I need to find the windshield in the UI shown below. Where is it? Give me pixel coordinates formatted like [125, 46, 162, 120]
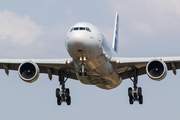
[70, 27, 91, 32]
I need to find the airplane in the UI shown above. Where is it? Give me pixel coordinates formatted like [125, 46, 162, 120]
[0, 12, 180, 105]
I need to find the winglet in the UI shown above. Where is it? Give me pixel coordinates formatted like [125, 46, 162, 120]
[112, 12, 119, 53]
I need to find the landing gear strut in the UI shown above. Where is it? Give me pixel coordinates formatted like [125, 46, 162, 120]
[128, 69, 143, 104]
[56, 70, 71, 106]
[79, 61, 87, 76]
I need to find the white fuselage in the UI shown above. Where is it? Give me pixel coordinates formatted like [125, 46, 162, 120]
[65, 22, 122, 89]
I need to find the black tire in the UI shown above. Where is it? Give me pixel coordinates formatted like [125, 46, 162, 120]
[57, 97, 62, 105]
[129, 96, 134, 104]
[65, 88, 70, 97]
[66, 96, 71, 105]
[84, 69, 87, 76]
[56, 88, 60, 98]
[138, 87, 142, 96]
[79, 69, 82, 76]
[128, 87, 132, 97]
[139, 95, 143, 104]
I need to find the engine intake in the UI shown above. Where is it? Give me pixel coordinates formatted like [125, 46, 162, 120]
[146, 59, 167, 81]
[18, 61, 40, 83]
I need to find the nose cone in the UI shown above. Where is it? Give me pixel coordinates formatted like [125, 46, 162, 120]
[66, 30, 102, 61]
[70, 33, 84, 46]
[67, 32, 89, 51]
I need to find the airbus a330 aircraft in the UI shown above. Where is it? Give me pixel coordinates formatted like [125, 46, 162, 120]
[1, 12, 180, 105]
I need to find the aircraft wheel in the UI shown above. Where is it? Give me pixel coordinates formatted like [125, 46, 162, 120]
[65, 88, 70, 97]
[79, 69, 82, 76]
[66, 96, 71, 105]
[84, 69, 87, 76]
[138, 87, 142, 96]
[128, 87, 132, 97]
[139, 95, 143, 104]
[129, 96, 134, 104]
[56, 88, 60, 98]
[57, 97, 62, 105]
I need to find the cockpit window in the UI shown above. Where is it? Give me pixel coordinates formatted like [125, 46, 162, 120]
[70, 27, 91, 32]
[86, 27, 91, 32]
[74, 27, 79, 30]
[80, 27, 85, 30]
[70, 28, 73, 32]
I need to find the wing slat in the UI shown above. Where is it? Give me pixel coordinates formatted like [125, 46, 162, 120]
[110, 57, 180, 80]
[0, 59, 78, 80]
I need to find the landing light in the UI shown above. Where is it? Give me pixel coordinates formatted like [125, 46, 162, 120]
[66, 60, 71, 64]
[79, 57, 82, 61]
[83, 57, 86, 61]
[116, 60, 120, 63]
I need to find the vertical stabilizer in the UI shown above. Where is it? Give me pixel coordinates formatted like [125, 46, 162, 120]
[112, 12, 119, 53]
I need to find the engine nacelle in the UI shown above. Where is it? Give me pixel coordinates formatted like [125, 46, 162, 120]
[146, 59, 167, 81]
[18, 61, 40, 83]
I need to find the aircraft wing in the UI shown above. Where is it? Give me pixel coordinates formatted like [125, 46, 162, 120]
[0, 58, 77, 80]
[110, 57, 180, 80]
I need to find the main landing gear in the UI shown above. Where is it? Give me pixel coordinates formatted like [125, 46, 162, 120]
[128, 69, 143, 105]
[79, 61, 87, 76]
[56, 70, 71, 106]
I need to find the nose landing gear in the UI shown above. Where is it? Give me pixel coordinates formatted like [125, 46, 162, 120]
[78, 58, 88, 76]
[79, 64, 87, 76]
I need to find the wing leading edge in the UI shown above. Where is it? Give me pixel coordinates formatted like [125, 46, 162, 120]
[110, 56, 180, 80]
[1, 56, 180, 81]
[0, 58, 77, 80]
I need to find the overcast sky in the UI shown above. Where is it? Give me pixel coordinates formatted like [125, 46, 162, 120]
[0, 0, 180, 120]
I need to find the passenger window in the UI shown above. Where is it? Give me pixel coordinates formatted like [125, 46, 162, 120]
[74, 27, 79, 30]
[80, 27, 85, 30]
[86, 28, 91, 32]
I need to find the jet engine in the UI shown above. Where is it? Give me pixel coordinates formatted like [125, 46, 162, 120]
[146, 59, 167, 81]
[18, 61, 40, 83]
